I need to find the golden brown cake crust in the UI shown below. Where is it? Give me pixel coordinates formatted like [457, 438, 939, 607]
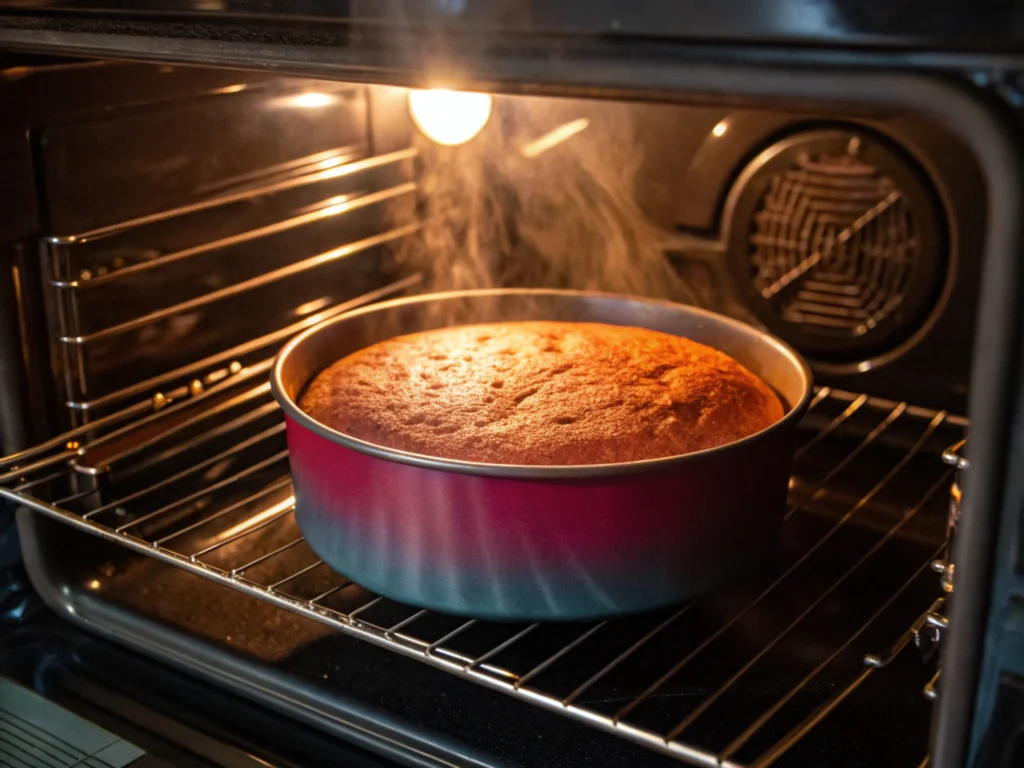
[299, 321, 785, 465]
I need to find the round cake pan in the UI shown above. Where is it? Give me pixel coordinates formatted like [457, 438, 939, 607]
[271, 289, 813, 620]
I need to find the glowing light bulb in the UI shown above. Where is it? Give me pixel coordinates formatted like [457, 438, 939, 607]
[291, 92, 335, 108]
[712, 121, 728, 137]
[408, 89, 492, 145]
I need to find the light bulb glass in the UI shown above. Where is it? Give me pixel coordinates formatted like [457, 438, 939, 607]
[291, 92, 335, 108]
[408, 89, 492, 146]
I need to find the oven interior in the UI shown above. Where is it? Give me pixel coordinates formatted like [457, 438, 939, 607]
[0, 56, 1004, 767]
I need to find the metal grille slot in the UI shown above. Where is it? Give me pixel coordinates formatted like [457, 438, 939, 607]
[0, 386, 963, 768]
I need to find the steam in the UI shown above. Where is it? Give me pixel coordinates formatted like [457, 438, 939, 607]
[391, 94, 698, 306]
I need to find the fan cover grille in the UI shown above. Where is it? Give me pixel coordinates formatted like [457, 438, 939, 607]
[731, 131, 944, 361]
[751, 149, 916, 336]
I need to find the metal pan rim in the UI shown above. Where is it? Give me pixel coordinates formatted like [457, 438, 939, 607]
[271, 288, 814, 479]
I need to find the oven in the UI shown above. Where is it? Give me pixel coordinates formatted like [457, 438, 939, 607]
[0, 4, 1021, 767]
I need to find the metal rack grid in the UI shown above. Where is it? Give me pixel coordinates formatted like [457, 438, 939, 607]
[41, 145, 418, 422]
[1, 380, 962, 768]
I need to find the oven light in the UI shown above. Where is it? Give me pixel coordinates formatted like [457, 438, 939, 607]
[712, 121, 728, 137]
[408, 89, 492, 145]
[290, 92, 336, 109]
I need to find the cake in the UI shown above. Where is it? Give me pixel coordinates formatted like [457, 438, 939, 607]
[298, 321, 785, 465]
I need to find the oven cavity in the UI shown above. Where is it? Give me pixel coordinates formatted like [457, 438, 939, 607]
[0, 62, 982, 768]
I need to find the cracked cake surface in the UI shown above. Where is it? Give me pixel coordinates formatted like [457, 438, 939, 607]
[299, 321, 785, 465]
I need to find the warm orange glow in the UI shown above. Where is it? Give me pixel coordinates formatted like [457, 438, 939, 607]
[290, 92, 336, 109]
[215, 497, 294, 541]
[521, 118, 590, 158]
[408, 89, 492, 145]
[294, 297, 333, 317]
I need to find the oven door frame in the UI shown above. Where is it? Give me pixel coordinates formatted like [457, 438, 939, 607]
[0, 17, 1022, 768]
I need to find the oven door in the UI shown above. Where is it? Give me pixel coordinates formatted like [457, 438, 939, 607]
[0, 592, 408, 768]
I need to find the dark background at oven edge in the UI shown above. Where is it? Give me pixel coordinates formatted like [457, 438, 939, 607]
[0, 30, 1015, 768]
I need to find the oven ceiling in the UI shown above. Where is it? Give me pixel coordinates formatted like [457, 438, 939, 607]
[0, 0, 1022, 64]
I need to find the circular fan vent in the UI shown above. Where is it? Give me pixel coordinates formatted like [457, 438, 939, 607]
[727, 130, 945, 362]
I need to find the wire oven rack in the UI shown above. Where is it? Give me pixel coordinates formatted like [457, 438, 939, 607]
[0, 372, 963, 768]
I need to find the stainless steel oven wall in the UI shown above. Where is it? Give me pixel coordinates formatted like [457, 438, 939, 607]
[348, 91, 981, 413]
[0, 59, 420, 437]
[624, 105, 983, 413]
[3, 59, 982, 441]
